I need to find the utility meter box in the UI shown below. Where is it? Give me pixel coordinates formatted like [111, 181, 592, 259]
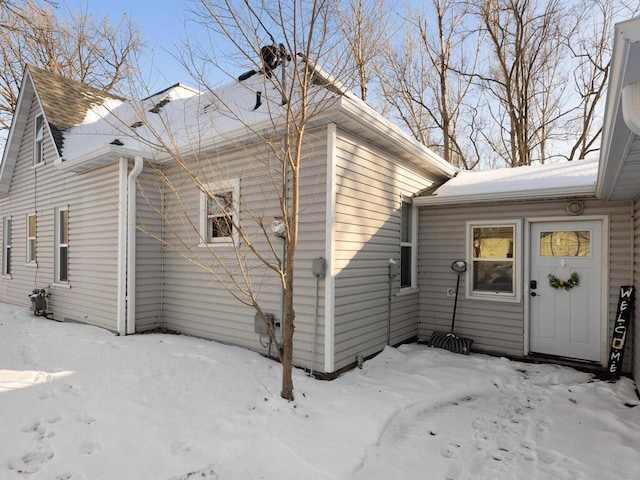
[254, 313, 275, 335]
[389, 260, 400, 278]
[312, 257, 327, 278]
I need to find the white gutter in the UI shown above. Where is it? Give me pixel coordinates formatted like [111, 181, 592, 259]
[126, 156, 144, 334]
[414, 185, 596, 206]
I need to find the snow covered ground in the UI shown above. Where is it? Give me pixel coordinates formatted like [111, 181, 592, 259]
[1, 302, 639, 480]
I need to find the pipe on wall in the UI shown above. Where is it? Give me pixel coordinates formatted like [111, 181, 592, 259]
[126, 157, 144, 335]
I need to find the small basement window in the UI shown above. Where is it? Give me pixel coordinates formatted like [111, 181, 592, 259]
[467, 221, 521, 301]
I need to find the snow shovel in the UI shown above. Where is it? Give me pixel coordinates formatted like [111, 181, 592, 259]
[430, 260, 474, 355]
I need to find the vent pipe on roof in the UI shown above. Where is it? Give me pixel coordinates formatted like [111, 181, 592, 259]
[253, 91, 262, 110]
[622, 82, 640, 136]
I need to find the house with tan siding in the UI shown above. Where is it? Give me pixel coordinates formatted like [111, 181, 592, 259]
[415, 15, 640, 385]
[415, 160, 636, 374]
[0, 64, 455, 376]
[3, 13, 640, 385]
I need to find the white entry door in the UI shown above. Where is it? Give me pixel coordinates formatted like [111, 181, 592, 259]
[529, 220, 603, 362]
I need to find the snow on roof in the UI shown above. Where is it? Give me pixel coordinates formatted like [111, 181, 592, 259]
[415, 158, 598, 205]
[59, 61, 338, 162]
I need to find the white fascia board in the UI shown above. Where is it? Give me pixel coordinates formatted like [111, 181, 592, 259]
[0, 70, 35, 194]
[414, 185, 596, 206]
[617, 16, 640, 43]
[57, 145, 147, 173]
[337, 95, 456, 179]
[597, 17, 640, 199]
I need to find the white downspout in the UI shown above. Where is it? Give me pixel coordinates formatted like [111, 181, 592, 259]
[126, 156, 144, 335]
[117, 158, 128, 335]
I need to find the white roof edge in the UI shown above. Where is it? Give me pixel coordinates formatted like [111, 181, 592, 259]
[57, 145, 148, 172]
[337, 95, 456, 179]
[0, 69, 35, 193]
[616, 16, 640, 42]
[414, 185, 596, 207]
[597, 16, 640, 199]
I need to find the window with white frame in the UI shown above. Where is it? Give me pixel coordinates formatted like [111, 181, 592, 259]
[56, 207, 69, 283]
[400, 198, 416, 289]
[2, 217, 11, 276]
[200, 179, 239, 245]
[26, 213, 36, 264]
[34, 114, 44, 166]
[467, 221, 520, 300]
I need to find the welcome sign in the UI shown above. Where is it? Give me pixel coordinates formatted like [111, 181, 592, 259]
[607, 286, 635, 379]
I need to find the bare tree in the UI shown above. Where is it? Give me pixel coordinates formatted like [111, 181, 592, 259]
[380, 0, 482, 169]
[561, 0, 640, 161]
[128, 0, 347, 401]
[468, 0, 572, 167]
[333, 0, 391, 102]
[0, 0, 143, 131]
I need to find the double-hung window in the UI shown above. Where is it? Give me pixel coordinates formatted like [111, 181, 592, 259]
[34, 114, 44, 166]
[400, 198, 416, 289]
[56, 207, 69, 283]
[467, 221, 520, 301]
[26, 213, 36, 264]
[200, 179, 239, 245]
[2, 217, 11, 276]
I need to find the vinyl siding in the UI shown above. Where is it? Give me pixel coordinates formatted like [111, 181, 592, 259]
[633, 196, 640, 384]
[332, 128, 439, 371]
[0, 95, 121, 331]
[155, 128, 329, 371]
[418, 198, 633, 371]
[135, 166, 163, 330]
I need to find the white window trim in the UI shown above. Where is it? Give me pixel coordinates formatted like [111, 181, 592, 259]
[199, 178, 240, 247]
[34, 114, 44, 167]
[55, 206, 69, 284]
[466, 219, 522, 303]
[26, 213, 36, 265]
[2, 216, 11, 277]
[400, 197, 417, 291]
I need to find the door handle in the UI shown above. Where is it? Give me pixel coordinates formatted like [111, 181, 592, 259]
[530, 291, 540, 297]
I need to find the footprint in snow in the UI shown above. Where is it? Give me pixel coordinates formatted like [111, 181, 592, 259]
[536, 415, 552, 432]
[79, 440, 101, 455]
[440, 443, 461, 458]
[171, 440, 192, 455]
[75, 411, 97, 425]
[168, 466, 218, 479]
[8, 448, 54, 475]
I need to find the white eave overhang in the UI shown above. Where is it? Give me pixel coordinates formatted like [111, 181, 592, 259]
[597, 16, 640, 201]
[333, 95, 456, 181]
[414, 185, 596, 207]
[57, 145, 148, 173]
[148, 94, 456, 182]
